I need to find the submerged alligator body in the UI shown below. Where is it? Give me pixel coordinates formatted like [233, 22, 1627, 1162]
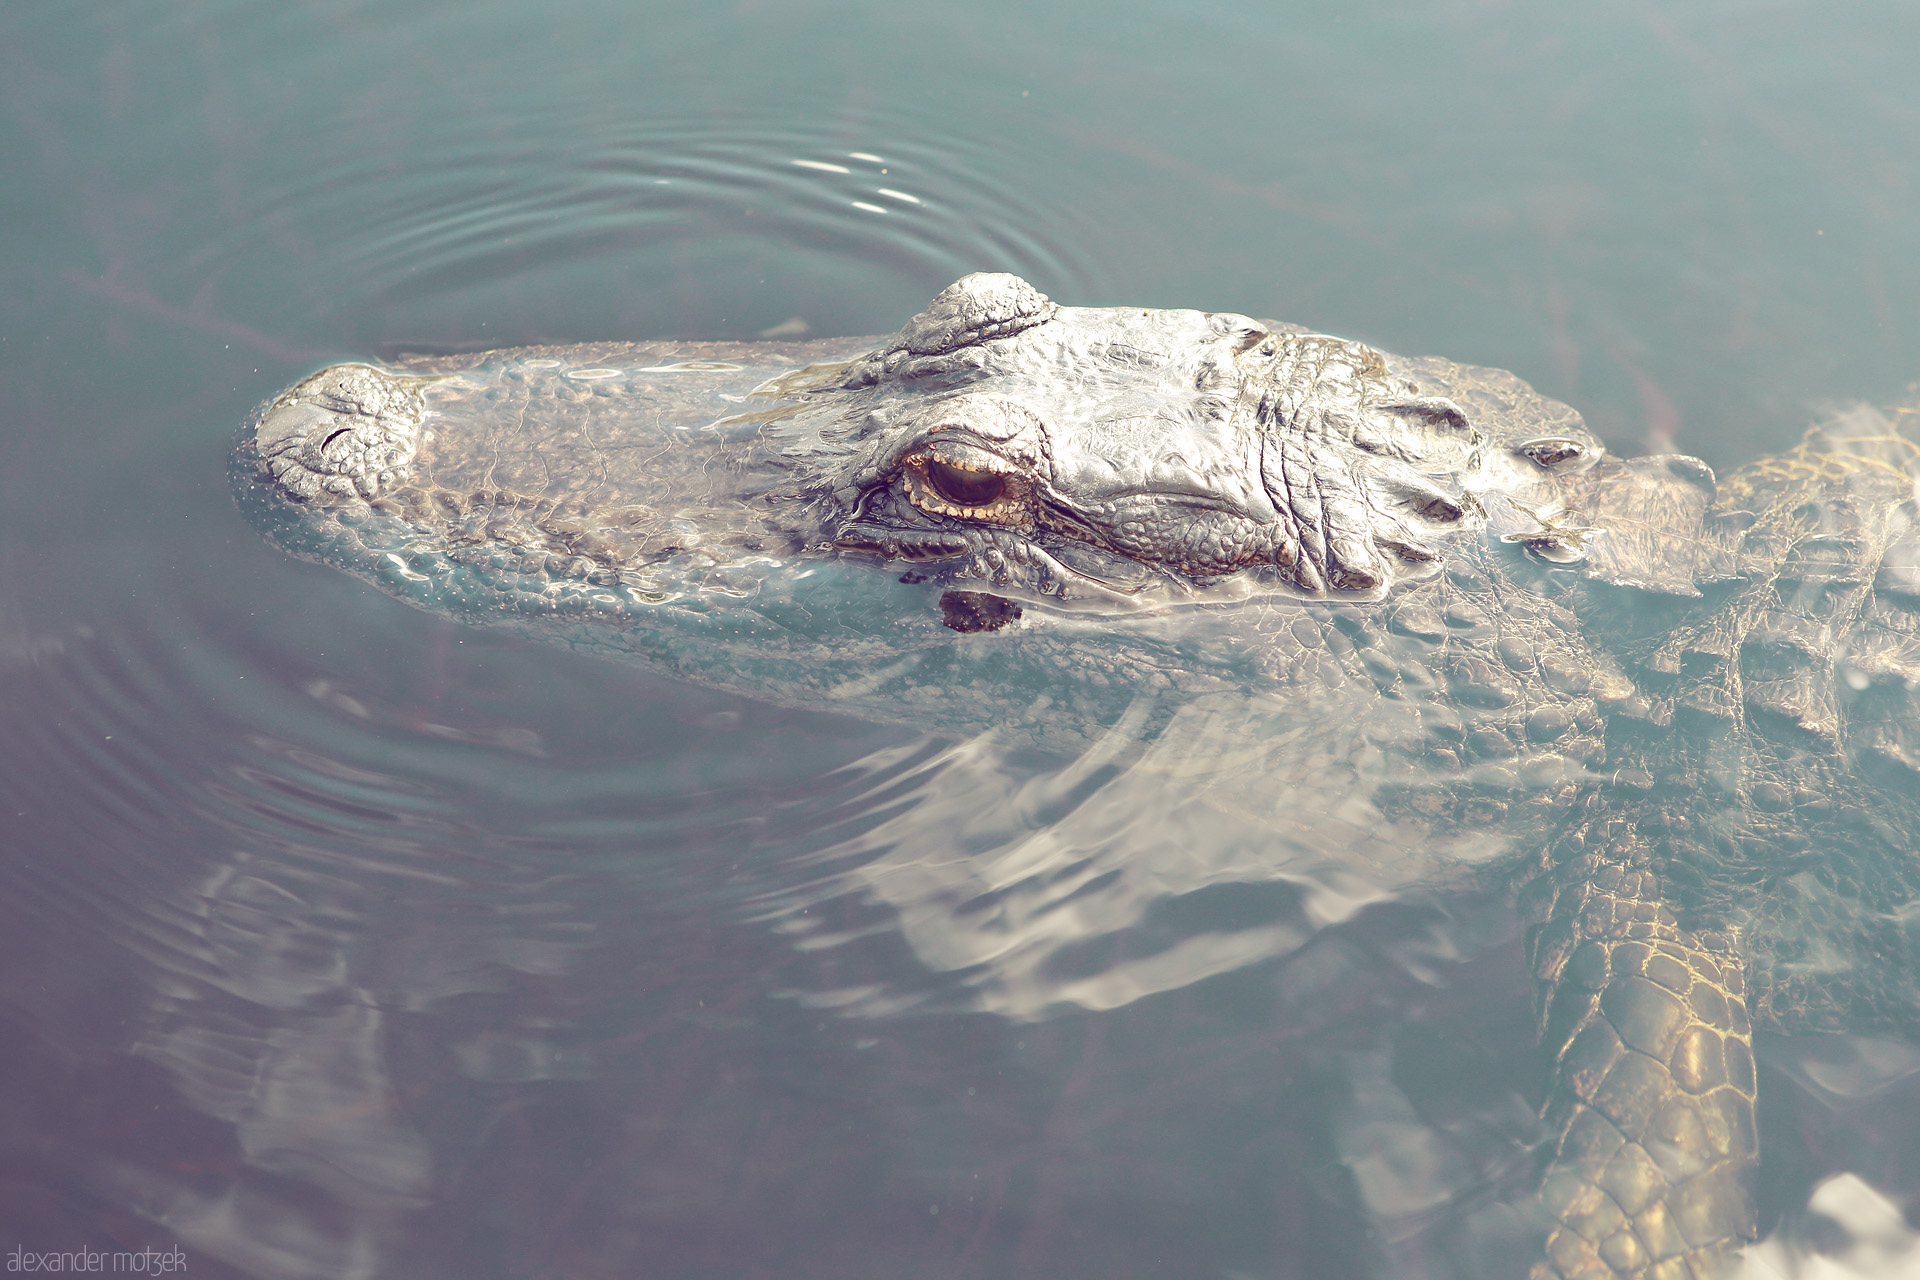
[235, 274, 1920, 1279]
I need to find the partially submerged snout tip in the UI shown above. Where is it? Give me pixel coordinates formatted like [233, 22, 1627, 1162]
[255, 363, 425, 501]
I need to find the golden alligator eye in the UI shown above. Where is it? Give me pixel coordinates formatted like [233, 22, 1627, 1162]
[923, 459, 1007, 507]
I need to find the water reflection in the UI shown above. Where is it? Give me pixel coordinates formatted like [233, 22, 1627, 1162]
[1747, 1176, 1920, 1279]
[754, 697, 1517, 1021]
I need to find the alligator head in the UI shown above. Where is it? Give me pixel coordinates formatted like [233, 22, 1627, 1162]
[236, 272, 1621, 744]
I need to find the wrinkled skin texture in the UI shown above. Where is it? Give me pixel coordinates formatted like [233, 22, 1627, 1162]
[236, 274, 1920, 1280]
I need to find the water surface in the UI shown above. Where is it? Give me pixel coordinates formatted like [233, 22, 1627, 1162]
[6, 2, 1920, 1276]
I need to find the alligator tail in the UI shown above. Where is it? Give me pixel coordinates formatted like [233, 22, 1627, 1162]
[1522, 819, 1758, 1280]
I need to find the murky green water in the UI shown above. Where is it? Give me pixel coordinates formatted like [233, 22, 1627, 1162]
[6, 2, 1920, 1276]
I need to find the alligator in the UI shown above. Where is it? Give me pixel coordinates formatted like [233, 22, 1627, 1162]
[233, 272, 1920, 1279]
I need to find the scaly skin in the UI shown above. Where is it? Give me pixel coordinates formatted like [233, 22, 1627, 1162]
[234, 276, 1920, 1278]
[1525, 818, 1757, 1280]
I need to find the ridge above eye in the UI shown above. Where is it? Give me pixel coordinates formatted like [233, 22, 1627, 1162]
[924, 459, 1007, 506]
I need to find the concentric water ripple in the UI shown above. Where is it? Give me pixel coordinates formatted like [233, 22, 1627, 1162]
[224, 119, 1110, 342]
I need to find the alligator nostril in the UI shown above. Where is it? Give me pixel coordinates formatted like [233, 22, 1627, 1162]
[254, 363, 424, 500]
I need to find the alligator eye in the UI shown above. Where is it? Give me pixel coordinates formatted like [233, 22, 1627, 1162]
[923, 459, 1007, 507]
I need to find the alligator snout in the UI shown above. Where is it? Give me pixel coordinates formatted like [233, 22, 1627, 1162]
[254, 364, 425, 500]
